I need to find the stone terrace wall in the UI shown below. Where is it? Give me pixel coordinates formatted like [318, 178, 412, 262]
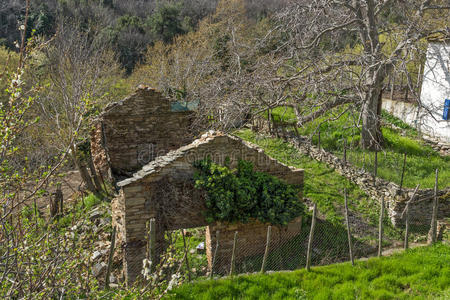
[205, 217, 303, 275]
[114, 132, 304, 283]
[91, 86, 195, 179]
[285, 136, 450, 227]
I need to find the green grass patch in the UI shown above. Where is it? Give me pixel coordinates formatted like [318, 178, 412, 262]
[270, 106, 450, 189]
[167, 243, 450, 300]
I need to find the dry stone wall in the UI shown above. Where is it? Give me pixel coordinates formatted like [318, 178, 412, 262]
[112, 132, 304, 283]
[285, 135, 449, 228]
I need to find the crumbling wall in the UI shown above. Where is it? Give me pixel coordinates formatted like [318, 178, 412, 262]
[91, 86, 195, 180]
[286, 135, 450, 228]
[114, 133, 304, 283]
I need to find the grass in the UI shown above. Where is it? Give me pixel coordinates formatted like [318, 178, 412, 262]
[171, 227, 208, 279]
[167, 243, 450, 300]
[270, 106, 450, 189]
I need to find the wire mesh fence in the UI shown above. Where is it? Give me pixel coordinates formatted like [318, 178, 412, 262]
[114, 187, 443, 296]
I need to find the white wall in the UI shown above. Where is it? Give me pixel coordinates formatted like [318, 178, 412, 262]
[417, 42, 450, 142]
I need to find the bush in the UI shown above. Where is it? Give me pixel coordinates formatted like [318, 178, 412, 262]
[193, 157, 305, 225]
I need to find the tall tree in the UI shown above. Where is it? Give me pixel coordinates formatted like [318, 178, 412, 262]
[272, 0, 450, 149]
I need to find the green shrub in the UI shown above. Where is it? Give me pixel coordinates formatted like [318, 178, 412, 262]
[193, 158, 305, 226]
[82, 193, 101, 210]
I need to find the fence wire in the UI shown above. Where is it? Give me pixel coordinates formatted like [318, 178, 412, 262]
[116, 192, 443, 297]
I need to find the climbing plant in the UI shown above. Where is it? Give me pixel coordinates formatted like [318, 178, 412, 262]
[193, 157, 305, 226]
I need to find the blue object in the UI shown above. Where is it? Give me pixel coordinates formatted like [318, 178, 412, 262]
[444, 99, 450, 120]
[170, 100, 199, 112]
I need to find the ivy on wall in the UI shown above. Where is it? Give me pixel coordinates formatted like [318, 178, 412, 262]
[193, 157, 305, 226]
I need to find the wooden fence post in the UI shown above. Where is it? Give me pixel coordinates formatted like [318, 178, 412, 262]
[105, 226, 116, 289]
[404, 184, 420, 250]
[399, 153, 407, 192]
[378, 198, 385, 257]
[229, 231, 238, 276]
[210, 231, 220, 279]
[181, 229, 192, 282]
[344, 189, 354, 266]
[148, 218, 156, 272]
[261, 226, 272, 273]
[306, 203, 317, 271]
[404, 202, 410, 250]
[429, 169, 439, 244]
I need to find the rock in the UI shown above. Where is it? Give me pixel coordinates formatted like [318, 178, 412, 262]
[109, 274, 117, 283]
[91, 250, 102, 261]
[89, 209, 103, 221]
[92, 262, 107, 277]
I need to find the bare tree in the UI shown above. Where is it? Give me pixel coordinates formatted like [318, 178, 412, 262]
[37, 20, 122, 193]
[266, 0, 450, 149]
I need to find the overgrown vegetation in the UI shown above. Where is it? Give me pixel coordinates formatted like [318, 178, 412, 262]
[1, 193, 110, 298]
[168, 243, 450, 299]
[194, 157, 305, 226]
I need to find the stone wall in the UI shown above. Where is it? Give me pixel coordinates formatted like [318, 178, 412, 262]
[91, 86, 196, 180]
[113, 132, 304, 283]
[285, 135, 450, 228]
[205, 217, 303, 275]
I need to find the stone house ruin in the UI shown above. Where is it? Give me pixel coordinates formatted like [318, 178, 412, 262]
[91, 86, 305, 283]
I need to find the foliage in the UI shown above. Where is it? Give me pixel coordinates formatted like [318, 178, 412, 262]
[193, 157, 305, 226]
[149, 2, 186, 44]
[168, 243, 450, 299]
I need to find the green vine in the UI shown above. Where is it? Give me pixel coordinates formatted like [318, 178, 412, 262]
[193, 157, 305, 226]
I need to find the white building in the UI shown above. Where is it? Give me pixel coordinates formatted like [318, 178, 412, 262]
[382, 40, 450, 142]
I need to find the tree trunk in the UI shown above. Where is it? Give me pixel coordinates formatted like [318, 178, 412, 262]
[361, 72, 384, 150]
[70, 144, 98, 194]
[87, 151, 104, 193]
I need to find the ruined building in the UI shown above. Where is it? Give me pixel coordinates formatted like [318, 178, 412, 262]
[91, 86, 305, 283]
